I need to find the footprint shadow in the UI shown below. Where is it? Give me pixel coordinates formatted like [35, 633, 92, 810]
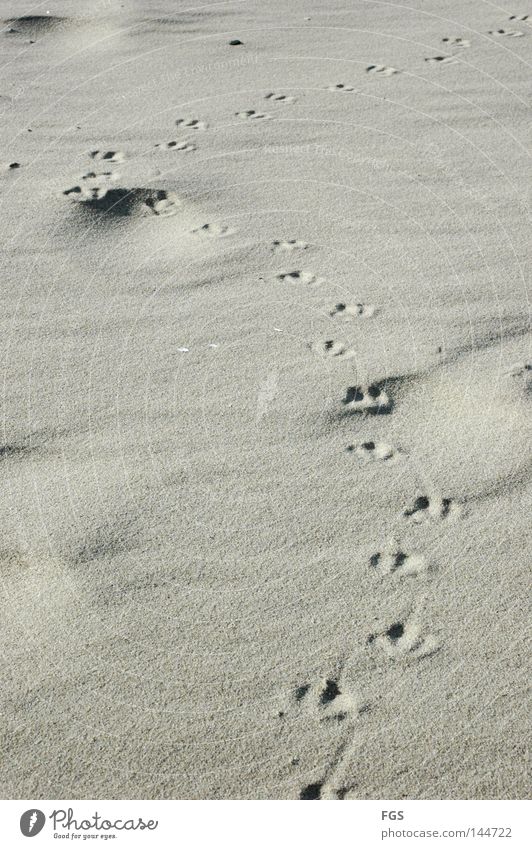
[64, 186, 181, 219]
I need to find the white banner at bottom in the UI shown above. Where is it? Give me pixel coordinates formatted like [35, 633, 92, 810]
[0, 799, 528, 848]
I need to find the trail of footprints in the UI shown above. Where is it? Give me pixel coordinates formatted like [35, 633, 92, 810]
[60, 10, 525, 223]
[56, 23, 521, 800]
[271, 208, 471, 799]
[275, 235, 463, 799]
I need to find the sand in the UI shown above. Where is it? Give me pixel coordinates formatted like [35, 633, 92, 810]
[0, 0, 530, 800]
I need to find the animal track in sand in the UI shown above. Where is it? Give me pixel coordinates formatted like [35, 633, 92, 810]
[64, 171, 119, 202]
[366, 64, 400, 76]
[236, 109, 271, 120]
[369, 619, 439, 661]
[506, 361, 531, 377]
[272, 239, 308, 251]
[277, 270, 325, 287]
[64, 185, 181, 218]
[285, 676, 357, 725]
[342, 383, 392, 415]
[327, 83, 356, 92]
[403, 495, 461, 523]
[369, 544, 428, 577]
[425, 55, 457, 65]
[310, 340, 356, 360]
[143, 190, 181, 217]
[192, 223, 236, 237]
[442, 36, 471, 47]
[330, 302, 377, 319]
[155, 140, 196, 152]
[89, 150, 125, 163]
[280, 674, 362, 800]
[346, 440, 400, 463]
[176, 117, 208, 131]
[489, 28, 524, 37]
[265, 92, 296, 103]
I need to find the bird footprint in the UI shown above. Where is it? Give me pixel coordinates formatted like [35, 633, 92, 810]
[64, 171, 118, 201]
[310, 340, 356, 360]
[192, 223, 236, 237]
[346, 440, 400, 463]
[327, 83, 357, 92]
[281, 673, 362, 800]
[277, 270, 324, 287]
[369, 544, 428, 577]
[89, 150, 124, 162]
[144, 190, 181, 217]
[155, 140, 196, 152]
[285, 676, 357, 724]
[272, 239, 308, 251]
[366, 64, 400, 76]
[425, 55, 457, 65]
[176, 117, 208, 131]
[342, 383, 392, 414]
[236, 109, 271, 120]
[489, 28, 524, 37]
[370, 619, 439, 661]
[265, 92, 296, 103]
[442, 36, 470, 47]
[403, 495, 461, 523]
[330, 302, 377, 319]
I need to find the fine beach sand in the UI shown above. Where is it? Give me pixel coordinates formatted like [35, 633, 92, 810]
[0, 0, 530, 800]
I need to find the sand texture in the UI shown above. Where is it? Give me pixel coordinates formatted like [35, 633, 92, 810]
[0, 0, 530, 799]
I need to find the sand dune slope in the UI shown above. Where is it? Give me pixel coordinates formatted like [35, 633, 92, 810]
[0, 0, 530, 799]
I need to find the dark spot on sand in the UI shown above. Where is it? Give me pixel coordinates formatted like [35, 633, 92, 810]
[386, 623, 404, 641]
[300, 782, 323, 800]
[320, 679, 341, 705]
[295, 684, 310, 702]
